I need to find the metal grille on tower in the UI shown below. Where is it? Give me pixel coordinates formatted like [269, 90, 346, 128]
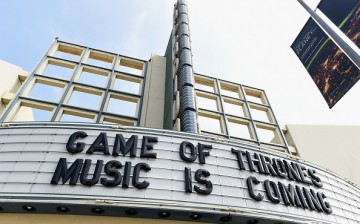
[174, 0, 198, 133]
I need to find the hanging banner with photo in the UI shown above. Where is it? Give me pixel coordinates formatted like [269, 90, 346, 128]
[317, 0, 360, 47]
[291, 18, 360, 108]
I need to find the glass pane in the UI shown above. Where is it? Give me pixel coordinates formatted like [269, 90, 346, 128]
[13, 106, 51, 122]
[78, 71, 107, 87]
[106, 98, 137, 117]
[197, 96, 218, 111]
[113, 78, 140, 94]
[68, 90, 101, 110]
[28, 83, 63, 102]
[42, 64, 73, 80]
[61, 114, 93, 123]
[224, 102, 245, 117]
[199, 115, 222, 134]
[228, 121, 251, 139]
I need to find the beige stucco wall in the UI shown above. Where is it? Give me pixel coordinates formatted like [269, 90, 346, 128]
[0, 214, 206, 224]
[285, 125, 360, 186]
[140, 54, 166, 129]
[0, 60, 29, 118]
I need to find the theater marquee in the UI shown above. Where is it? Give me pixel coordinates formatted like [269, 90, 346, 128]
[0, 124, 359, 223]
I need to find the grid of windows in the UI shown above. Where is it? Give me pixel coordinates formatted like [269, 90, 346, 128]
[194, 74, 288, 152]
[0, 39, 290, 153]
[1, 40, 146, 126]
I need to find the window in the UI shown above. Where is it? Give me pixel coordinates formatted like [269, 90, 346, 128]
[196, 93, 219, 112]
[59, 109, 96, 123]
[255, 123, 283, 145]
[195, 82, 214, 93]
[53, 43, 84, 62]
[106, 94, 139, 117]
[118, 58, 144, 76]
[227, 118, 253, 140]
[220, 82, 241, 99]
[66, 86, 102, 110]
[86, 51, 114, 69]
[27, 78, 65, 102]
[76, 66, 109, 88]
[223, 99, 246, 117]
[250, 104, 274, 123]
[101, 116, 136, 126]
[112, 74, 141, 95]
[244, 87, 267, 105]
[9, 101, 54, 122]
[40, 59, 75, 80]
[198, 112, 223, 134]
[194, 76, 216, 93]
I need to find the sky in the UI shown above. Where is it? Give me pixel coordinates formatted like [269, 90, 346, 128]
[0, 0, 359, 126]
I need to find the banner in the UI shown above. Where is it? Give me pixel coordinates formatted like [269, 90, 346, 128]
[291, 18, 360, 108]
[317, 0, 360, 47]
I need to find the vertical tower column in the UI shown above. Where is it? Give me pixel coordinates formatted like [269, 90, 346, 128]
[174, 0, 198, 133]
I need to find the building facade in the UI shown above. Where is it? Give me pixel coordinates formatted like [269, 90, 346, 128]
[0, 0, 359, 223]
[0, 60, 30, 121]
[285, 125, 360, 186]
